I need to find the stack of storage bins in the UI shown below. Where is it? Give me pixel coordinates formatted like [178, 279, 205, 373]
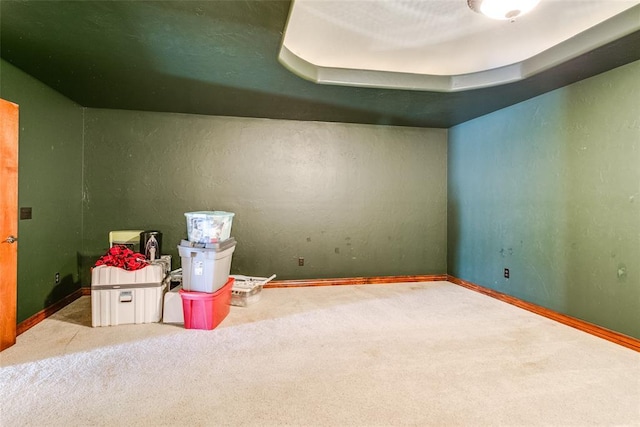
[178, 211, 236, 330]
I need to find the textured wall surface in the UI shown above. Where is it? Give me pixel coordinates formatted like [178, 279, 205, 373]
[83, 111, 447, 281]
[448, 60, 640, 338]
[0, 59, 84, 323]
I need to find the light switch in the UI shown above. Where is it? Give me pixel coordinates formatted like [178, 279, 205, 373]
[20, 207, 32, 220]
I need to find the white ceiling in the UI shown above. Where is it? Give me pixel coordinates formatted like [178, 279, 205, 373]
[279, 0, 640, 91]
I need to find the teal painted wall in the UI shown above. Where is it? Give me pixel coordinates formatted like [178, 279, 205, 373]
[0, 59, 84, 323]
[448, 60, 640, 338]
[83, 110, 447, 281]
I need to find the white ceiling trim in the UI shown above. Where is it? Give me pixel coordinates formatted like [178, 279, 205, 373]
[279, 2, 640, 92]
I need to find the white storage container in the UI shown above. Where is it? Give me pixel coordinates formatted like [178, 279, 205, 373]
[91, 264, 167, 327]
[91, 281, 166, 327]
[178, 239, 236, 293]
[163, 285, 184, 324]
[91, 264, 165, 285]
[230, 274, 275, 307]
[185, 211, 234, 244]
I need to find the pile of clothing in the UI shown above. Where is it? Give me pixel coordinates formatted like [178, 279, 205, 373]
[95, 245, 148, 271]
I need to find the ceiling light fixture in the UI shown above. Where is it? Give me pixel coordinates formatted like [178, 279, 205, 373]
[468, 0, 541, 21]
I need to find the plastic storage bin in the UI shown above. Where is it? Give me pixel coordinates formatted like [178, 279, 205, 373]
[91, 281, 166, 327]
[91, 264, 165, 286]
[180, 277, 234, 330]
[91, 264, 167, 327]
[163, 285, 184, 324]
[231, 283, 262, 307]
[185, 211, 235, 244]
[230, 274, 275, 307]
[178, 238, 236, 293]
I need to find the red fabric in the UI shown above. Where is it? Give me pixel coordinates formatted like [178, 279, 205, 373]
[95, 245, 148, 271]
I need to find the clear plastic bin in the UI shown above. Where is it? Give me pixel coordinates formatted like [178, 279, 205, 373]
[231, 283, 263, 307]
[230, 274, 275, 307]
[185, 211, 234, 244]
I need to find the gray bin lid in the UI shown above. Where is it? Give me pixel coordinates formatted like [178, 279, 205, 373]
[179, 237, 236, 251]
[91, 281, 165, 290]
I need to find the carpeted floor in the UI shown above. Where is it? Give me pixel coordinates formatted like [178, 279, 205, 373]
[1, 281, 639, 426]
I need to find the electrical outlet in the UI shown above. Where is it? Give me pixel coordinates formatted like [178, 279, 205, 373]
[298, 257, 304, 266]
[504, 268, 510, 279]
[55, 272, 60, 284]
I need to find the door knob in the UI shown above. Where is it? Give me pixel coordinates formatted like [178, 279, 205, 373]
[4, 235, 17, 244]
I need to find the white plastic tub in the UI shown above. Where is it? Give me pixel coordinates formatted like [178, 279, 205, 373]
[91, 281, 166, 327]
[178, 240, 236, 293]
[90, 264, 167, 327]
[185, 211, 234, 244]
[163, 285, 184, 324]
[91, 264, 165, 285]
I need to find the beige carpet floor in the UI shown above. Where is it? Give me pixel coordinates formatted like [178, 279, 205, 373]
[1, 281, 638, 426]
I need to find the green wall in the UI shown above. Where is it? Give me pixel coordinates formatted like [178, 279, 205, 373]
[82, 110, 448, 280]
[5, 51, 638, 341]
[0, 59, 84, 323]
[448, 60, 640, 338]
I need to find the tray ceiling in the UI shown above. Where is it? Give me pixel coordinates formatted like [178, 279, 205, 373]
[1, 1, 639, 128]
[280, 0, 640, 91]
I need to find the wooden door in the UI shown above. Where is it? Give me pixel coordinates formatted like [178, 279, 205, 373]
[0, 98, 19, 351]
